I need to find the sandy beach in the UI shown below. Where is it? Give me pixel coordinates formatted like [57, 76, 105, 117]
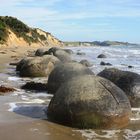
[0, 45, 84, 140]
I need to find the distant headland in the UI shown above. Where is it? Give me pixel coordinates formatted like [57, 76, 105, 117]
[64, 41, 139, 47]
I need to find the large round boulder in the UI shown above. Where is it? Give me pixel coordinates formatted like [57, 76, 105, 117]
[19, 55, 60, 77]
[35, 48, 47, 56]
[16, 57, 32, 71]
[47, 75, 131, 129]
[46, 47, 60, 55]
[47, 62, 94, 94]
[98, 68, 140, 107]
[47, 47, 73, 55]
[80, 59, 93, 67]
[63, 49, 74, 54]
[53, 49, 72, 62]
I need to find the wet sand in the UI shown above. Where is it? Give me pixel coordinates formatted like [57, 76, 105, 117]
[0, 45, 84, 140]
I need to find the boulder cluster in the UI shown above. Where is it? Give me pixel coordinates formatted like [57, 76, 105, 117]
[15, 47, 140, 129]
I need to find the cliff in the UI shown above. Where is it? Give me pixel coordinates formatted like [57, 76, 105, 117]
[0, 16, 63, 47]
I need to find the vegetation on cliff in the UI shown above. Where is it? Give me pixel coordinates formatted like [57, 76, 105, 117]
[0, 16, 62, 46]
[0, 19, 8, 44]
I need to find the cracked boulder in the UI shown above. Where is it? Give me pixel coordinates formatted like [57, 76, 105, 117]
[47, 75, 131, 129]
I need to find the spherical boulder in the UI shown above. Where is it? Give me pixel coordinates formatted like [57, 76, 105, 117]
[63, 49, 74, 54]
[98, 68, 140, 107]
[97, 54, 107, 58]
[47, 75, 131, 129]
[80, 59, 93, 67]
[47, 62, 94, 94]
[47, 47, 60, 55]
[19, 55, 60, 77]
[35, 48, 47, 56]
[45, 47, 73, 60]
[53, 50, 72, 62]
[16, 57, 32, 71]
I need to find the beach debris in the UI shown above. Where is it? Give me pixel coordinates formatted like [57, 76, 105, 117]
[0, 85, 16, 94]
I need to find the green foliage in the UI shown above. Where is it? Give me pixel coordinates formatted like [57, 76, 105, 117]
[39, 34, 46, 40]
[0, 19, 7, 44]
[31, 29, 46, 41]
[2, 16, 30, 34]
[0, 21, 5, 30]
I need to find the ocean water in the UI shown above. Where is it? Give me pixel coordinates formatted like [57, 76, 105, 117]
[70, 45, 140, 74]
[5, 45, 140, 140]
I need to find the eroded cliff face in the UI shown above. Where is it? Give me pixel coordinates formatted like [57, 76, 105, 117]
[4, 28, 63, 47]
[36, 28, 63, 47]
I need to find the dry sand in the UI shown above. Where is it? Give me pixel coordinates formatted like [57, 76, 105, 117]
[0, 45, 84, 140]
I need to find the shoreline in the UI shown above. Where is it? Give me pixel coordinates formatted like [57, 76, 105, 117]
[0, 45, 83, 140]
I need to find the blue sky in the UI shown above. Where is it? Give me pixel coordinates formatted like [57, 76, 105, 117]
[0, 0, 140, 43]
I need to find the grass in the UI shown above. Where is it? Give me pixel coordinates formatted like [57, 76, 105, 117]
[0, 19, 7, 44]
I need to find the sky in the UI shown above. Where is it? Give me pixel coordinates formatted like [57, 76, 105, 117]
[0, 0, 140, 43]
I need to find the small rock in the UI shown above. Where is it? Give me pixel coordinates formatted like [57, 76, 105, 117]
[97, 54, 107, 58]
[77, 52, 86, 55]
[100, 61, 112, 66]
[128, 65, 133, 68]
